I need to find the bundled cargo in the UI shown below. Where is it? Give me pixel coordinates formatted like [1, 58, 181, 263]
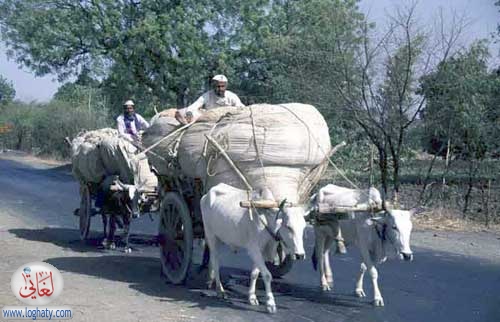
[71, 128, 157, 191]
[143, 103, 331, 203]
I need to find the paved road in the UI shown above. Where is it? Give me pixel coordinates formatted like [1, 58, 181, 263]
[1, 153, 499, 322]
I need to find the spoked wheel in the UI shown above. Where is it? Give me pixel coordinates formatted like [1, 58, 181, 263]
[265, 241, 294, 278]
[79, 184, 92, 240]
[158, 192, 193, 284]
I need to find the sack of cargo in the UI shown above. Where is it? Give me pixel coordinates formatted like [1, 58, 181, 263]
[71, 128, 157, 191]
[143, 103, 331, 203]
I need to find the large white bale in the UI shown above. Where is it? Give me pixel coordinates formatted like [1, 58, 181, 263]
[71, 128, 116, 183]
[71, 128, 158, 191]
[143, 103, 331, 203]
[142, 114, 180, 175]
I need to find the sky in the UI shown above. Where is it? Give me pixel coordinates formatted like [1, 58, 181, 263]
[0, 0, 498, 102]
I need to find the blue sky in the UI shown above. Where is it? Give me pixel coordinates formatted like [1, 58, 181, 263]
[0, 0, 498, 102]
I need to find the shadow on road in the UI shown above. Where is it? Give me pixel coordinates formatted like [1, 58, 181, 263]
[9, 226, 365, 316]
[13, 227, 500, 321]
[8, 227, 159, 253]
[44, 255, 258, 314]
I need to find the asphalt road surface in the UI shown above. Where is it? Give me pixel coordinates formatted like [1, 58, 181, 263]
[1, 152, 499, 322]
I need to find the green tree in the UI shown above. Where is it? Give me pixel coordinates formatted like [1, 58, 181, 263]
[256, 0, 366, 142]
[0, 74, 15, 105]
[332, 4, 467, 202]
[419, 41, 500, 213]
[0, 0, 240, 107]
[419, 42, 497, 159]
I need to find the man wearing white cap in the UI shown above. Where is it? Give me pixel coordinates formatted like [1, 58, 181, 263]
[176, 74, 244, 123]
[117, 99, 150, 142]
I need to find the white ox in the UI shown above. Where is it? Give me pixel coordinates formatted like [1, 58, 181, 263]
[313, 184, 383, 255]
[316, 184, 383, 209]
[200, 183, 307, 314]
[312, 184, 415, 306]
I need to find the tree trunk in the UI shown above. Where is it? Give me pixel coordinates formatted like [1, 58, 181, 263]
[392, 156, 400, 205]
[377, 147, 389, 201]
[442, 137, 451, 187]
[463, 159, 478, 216]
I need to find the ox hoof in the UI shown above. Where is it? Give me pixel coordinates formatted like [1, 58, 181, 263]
[109, 242, 116, 250]
[124, 247, 132, 253]
[266, 303, 277, 314]
[355, 289, 366, 298]
[373, 298, 384, 307]
[321, 284, 332, 292]
[336, 242, 347, 254]
[248, 295, 259, 306]
[217, 291, 228, 300]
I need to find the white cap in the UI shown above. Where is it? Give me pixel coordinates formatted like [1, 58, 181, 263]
[123, 100, 134, 106]
[212, 74, 228, 83]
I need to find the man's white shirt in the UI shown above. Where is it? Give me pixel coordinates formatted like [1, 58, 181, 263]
[180, 90, 244, 118]
[116, 114, 150, 141]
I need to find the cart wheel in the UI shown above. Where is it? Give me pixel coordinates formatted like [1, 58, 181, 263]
[265, 241, 293, 278]
[79, 184, 92, 240]
[159, 192, 193, 284]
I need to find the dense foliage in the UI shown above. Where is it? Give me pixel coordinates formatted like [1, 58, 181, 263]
[0, 0, 499, 223]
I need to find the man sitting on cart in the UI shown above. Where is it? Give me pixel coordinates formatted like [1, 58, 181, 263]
[175, 74, 245, 124]
[117, 99, 150, 142]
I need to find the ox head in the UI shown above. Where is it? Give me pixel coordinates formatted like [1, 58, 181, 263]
[371, 209, 417, 261]
[109, 179, 144, 219]
[368, 186, 383, 209]
[275, 200, 307, 260]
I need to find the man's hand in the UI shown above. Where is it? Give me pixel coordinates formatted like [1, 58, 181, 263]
[175, 110, 194, 124]
[175, 111, 187, 124]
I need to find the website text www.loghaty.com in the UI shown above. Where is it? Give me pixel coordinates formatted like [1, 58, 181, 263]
[4, 261, 73, 320]
[2, 306, 73, 320]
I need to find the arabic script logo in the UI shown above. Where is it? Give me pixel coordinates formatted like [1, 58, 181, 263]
[11, 262, 64, 305]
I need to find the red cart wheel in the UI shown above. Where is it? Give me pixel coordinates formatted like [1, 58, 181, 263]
[158, 192, 193, 284]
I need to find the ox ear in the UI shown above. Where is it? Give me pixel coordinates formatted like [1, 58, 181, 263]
[278, 198, 288, 212]
[127, 185, 138, 200]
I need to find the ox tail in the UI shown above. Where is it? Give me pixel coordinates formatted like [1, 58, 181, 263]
[198, 244, 210, 273]
[312, 246, 318, 271]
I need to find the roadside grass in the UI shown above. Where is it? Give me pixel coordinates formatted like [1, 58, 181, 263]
[322, 156, 500, 232]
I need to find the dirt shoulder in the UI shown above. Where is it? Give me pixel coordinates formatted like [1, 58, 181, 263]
[0, 209, 211, 322]
[0, 150, 69, 168]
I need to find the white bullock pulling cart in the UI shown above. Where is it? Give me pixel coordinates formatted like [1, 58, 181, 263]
[141, 103, 367, 284]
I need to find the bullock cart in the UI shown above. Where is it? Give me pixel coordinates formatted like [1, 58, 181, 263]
[69, 129, 159, 241]
[151, 136, 303, 284]
[74, 180, 159, 241]
[143, 104, 339, 284]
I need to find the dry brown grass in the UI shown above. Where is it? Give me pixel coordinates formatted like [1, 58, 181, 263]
[413, 207, 500, 232]
[0, 150, 68, 167]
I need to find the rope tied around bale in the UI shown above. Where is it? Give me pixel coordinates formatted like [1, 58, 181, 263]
[249, 106, 268, 187]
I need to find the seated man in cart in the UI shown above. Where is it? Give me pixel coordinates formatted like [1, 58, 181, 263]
[175, 74, 245, 124]
[117, 99, 150, 142]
